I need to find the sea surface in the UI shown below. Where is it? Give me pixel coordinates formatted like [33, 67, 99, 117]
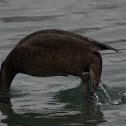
[0, 0, 126, 126]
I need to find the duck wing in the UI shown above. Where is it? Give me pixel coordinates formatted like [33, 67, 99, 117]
[16, 29, 119, 53]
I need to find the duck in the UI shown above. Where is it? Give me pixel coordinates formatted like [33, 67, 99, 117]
[0, 29, 119, 103]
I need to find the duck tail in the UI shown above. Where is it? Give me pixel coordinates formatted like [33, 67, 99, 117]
[97, 43, 120, 53]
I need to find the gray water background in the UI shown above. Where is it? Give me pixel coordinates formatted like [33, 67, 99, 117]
[0, 0, 126, 126]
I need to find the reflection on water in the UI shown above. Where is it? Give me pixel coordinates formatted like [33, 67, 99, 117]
[0, 0, 126, 125]
[1, 82, 126, 126]
[0, 87, 105, 126]
[0, 102, 104, 126]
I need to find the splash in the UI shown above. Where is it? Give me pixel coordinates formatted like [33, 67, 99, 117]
[94, 82, 126, 105]
[54, 80, 126, 106]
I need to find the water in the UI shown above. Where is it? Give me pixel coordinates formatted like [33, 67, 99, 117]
[0, 0, 126, 125]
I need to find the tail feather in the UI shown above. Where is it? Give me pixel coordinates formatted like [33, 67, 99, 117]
[91, 41, 120, 53]
[81, 36, 120, 53]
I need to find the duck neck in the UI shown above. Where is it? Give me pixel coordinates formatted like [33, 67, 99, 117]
[0, 63, 16, 95]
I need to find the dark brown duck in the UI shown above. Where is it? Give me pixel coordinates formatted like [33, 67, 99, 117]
[0, 29, 119, 103]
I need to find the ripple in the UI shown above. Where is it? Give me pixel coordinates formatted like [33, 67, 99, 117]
[0, 15, 65, 23]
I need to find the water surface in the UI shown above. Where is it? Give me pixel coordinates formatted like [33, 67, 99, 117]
[0, 0, 126, 126]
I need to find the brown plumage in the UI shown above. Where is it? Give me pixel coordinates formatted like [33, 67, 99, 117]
[0, 29, 119, 103]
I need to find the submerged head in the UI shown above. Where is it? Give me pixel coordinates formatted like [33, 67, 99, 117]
[0, 62, 15, 96]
